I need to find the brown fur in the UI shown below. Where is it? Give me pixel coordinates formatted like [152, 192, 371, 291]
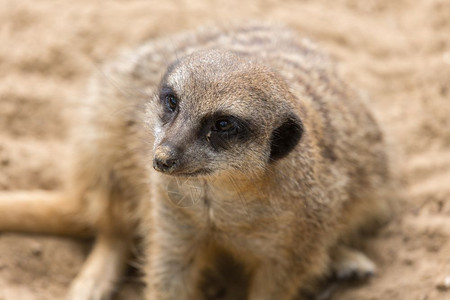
[0, 23, 392, 300]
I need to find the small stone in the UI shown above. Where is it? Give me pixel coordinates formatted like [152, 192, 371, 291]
[403, 258, 414, 266]
[440, 85, 448, 96]
[436, 276, 450, 292]
[30, 243, 43, 257]
[0, 158, 9, 166]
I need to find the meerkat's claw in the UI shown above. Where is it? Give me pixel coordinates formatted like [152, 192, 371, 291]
[67, 278, 113, 300]
[66, 234, 130, 300]
[331, 245, 376, 281]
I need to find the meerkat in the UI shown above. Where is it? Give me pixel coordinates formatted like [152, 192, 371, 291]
[0, 23, 392, 300]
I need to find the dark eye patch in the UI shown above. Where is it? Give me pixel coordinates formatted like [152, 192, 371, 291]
[159, 85, 177, 105]
[200, 113, 255, 151]
[158, 85, 179, 123]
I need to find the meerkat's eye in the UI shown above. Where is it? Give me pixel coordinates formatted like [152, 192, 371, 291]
[165, 94, 178, 112]
[215, 119, 233, 132]
[204, 115, 254, 150]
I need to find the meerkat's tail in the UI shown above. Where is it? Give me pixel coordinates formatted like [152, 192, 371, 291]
[0, 190, 133, 300]
[0, 190, 93, 237]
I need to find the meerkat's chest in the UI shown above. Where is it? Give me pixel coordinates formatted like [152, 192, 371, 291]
[163, 177, 261, 228]
[158, 175, 299, 257]
[204, 183, 289, 236]
[160, 175, 294, 239]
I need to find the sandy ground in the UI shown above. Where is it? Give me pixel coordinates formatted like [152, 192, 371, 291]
[0, 0, 449, 299]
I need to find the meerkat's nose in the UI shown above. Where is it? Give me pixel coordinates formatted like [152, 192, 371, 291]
[153, 144, 180, 173]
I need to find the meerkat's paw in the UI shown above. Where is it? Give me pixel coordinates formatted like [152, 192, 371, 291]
[67, 274, 116, 300]
[66, 235, 130, 300]
[330, 245, 376, 281]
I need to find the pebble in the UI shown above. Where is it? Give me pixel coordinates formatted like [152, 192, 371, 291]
[30, 242, 43, 257]
[436, 276, 450, 292]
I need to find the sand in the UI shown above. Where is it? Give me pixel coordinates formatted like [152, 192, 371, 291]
[0, 0, 449, 299]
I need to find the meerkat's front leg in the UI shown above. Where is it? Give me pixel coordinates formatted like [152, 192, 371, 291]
[147, 233, 204, 300]
[146, 206, 205, 300]
[67, 232, 131, 300]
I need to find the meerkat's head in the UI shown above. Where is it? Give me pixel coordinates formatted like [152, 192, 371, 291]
[149, 50, 303, 179]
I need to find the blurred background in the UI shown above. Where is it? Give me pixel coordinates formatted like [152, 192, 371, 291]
[0, 0, 449, 299]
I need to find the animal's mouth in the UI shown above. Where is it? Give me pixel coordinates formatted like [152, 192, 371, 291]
[171, 168, 213, 177]
[153, 165, 212, 177]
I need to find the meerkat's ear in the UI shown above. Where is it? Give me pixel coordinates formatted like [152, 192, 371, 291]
[269, 114, 303, 161]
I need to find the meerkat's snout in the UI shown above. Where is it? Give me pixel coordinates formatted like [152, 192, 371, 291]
[153, 144, 181, 174]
